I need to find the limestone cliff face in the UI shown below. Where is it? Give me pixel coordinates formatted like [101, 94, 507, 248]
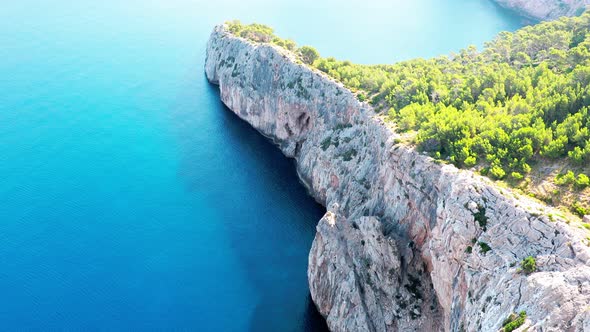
[205, 26, 590, 332]
[492, 0, 588, 21]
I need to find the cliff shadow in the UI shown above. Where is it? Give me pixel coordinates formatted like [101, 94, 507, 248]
[169, 72, 327, 331]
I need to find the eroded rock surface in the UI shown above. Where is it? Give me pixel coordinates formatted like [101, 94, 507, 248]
[205, 25, 590, 331]
[309, 208, 443, 332]
[492, 0, 589, 21]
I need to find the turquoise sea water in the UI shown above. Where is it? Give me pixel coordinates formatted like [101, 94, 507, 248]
[0, 1, 523, 330]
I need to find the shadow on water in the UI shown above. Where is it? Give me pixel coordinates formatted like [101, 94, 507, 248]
[171, 72, 328, 331]
[485, 0, 539, 25]
[249, 294, 329, 332]
[209, 84, 329, 332]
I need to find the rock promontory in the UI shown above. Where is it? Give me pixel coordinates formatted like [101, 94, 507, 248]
[205, 25, 590, 331]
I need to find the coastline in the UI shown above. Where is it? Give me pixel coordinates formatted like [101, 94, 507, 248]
[205, 24, 590, 331]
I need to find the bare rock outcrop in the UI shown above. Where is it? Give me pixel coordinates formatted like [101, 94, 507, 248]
[492, 0, 589, 21]
[205, 25, 590, 331]
[309, 207, 444, 331]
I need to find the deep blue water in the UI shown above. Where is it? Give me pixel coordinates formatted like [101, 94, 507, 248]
[0, 1, 523, 330]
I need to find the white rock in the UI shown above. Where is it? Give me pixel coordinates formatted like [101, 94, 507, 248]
[492, 0, 589, 21]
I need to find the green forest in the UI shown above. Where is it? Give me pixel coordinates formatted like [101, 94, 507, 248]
[227, 15, 590, 216]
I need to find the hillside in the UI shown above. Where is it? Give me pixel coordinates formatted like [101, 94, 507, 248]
[227, 14, 590, 221]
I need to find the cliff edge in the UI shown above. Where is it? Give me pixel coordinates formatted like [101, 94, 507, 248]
[205, 25, 590, 331]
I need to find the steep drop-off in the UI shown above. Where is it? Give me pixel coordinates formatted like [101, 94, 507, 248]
[205, 26, 590, 331]
[492, 0, 588, 21]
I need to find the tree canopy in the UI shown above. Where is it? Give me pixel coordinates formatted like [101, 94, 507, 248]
[298, 46, 320, 65]
[313, 14, 590, 183]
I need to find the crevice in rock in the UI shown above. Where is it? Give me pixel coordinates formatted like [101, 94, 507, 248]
[296, 112, 311, 135]
[284, 123, 294, 137]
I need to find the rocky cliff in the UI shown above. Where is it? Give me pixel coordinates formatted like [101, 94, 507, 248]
[492, 0, 588, 21]
[205, 26, 590, 331]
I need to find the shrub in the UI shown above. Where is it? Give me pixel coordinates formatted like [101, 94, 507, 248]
[478, 242, 492, 254]
[272, 38, 296, 51]
[520, 256, 537, 274]
[473, 207, 488, 231]
[298, 46, 320, 65]
[576, 173, 590, 189]
[502, 311, 526, 332]
[464, 156, 477, 167]
[572, 201, 590, 217]
[357, 92, 367, 102]
[555, 171, 576, 186]
[490, 165, 506, 180]
[227, 21, 275, 43]
[227, 21, 301, 53]
[569, 147, 584, 163]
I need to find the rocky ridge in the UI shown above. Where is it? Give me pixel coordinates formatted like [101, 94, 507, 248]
[205, 25, 590, 331]
[492, 0, 589, 21]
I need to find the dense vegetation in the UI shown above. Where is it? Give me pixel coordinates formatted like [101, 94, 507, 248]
[227, 16, 590, 216]
[312, 14, 590, 216]
[314, 14, 590, 178]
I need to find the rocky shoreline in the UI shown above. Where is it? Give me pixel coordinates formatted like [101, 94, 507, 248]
[205, 25, 590, 331]
[492, 0, 588, 21]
